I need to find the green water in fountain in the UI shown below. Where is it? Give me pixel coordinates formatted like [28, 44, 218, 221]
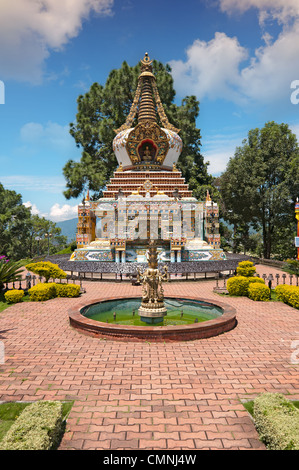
[81, 298, 223, 326]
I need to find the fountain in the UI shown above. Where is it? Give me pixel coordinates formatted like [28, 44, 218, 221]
[68, 241, 237, 342]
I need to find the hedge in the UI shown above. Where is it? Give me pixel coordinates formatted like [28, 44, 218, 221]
[28, 283, 57, 302]
[28, 283, 80, 301]
[0, 401, 64, 450]
[55, 283, 81, 298]
[253, 393, 299, 450]
[4, 289, 24, 304]
[275, 285, 299, 310]
[248, 283, 270, 302]
[227, 275, 265, 297]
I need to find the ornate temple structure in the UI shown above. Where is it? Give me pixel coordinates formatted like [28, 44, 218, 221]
[71, 53, 225, 264]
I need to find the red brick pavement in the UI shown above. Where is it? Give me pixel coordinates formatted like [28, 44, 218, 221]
[0, 265, 298, 450]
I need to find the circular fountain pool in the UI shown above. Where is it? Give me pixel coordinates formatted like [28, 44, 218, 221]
[81, 298, 223, 326]
[68, 296, 237, 342]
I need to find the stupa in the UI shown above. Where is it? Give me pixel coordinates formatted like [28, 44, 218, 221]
[70, 53, 225, 264]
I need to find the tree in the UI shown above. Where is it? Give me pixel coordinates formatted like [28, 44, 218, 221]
[25, 261, 67, 283]
[27, 215, 67, 258]
[0, 183, 33, 260]
[63, 60, 212, 200]
[219, 122, 299, 259]
[0, 183, 67, 260]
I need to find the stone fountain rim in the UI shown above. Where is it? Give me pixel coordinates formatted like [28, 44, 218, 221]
[68, 294, 237, 342]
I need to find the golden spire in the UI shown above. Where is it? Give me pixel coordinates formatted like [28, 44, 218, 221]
[138, 56, 156, 123]
[115, 53, 180, 134]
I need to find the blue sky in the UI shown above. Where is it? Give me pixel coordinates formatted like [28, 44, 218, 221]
[1, 0, 299, 221]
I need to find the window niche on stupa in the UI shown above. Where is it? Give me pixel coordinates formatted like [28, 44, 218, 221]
[138, 140, 157, 162]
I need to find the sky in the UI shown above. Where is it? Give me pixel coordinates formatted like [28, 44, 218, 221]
[1, 0, 299, 222]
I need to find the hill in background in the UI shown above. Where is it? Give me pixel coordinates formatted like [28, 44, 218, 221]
[56, 218, 77, 242]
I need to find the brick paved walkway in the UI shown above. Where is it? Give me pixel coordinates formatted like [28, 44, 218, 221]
[0, 265, 298, 450]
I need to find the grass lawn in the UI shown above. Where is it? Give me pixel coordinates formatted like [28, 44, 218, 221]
[0, 401, 74, 444]
[0, 291, 31, 313]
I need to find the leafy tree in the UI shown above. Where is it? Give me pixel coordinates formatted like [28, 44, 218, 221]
[0, 183, 67, 260]
[0, 183, 33, 260]
[219, 122, 299, 259]
[27, 215, 67, 258]
[64, 60, 212, 200]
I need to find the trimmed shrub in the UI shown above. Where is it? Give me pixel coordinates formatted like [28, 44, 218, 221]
[0, 401, 63, 450]
[28, 282, 81, 301]
[275, 285, 299, 310]
[55, 283, 80, 298]
[289, 290, 299, 309]
[227, 276, 250, 296]
[4, 289, 24, 304]
[227, 275, 264, 297]
[236, 261, 256, 277]
[25, 261, 66, 283]
[275, 285, 293, 303]
[253, 393, 299, 450]
[28, 283, 56, 302]
[248, 283, 270, 301]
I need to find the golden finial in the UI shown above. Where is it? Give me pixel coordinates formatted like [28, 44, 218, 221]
[116, 162, 123, 172]
[141, 52, 153, 66]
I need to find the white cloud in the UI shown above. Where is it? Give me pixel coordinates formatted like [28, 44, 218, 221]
[219, 0, 299, 23]
[170, 1, 299, 106]
[49, 203, 78, 222]
[169, 33, 248, 102]
[23, 200, 78, 222]
[0, 0, 114, 83]
[23, 200, 47, 218]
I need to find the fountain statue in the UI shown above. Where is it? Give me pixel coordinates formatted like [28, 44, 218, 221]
[137, 241, 169, 324]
